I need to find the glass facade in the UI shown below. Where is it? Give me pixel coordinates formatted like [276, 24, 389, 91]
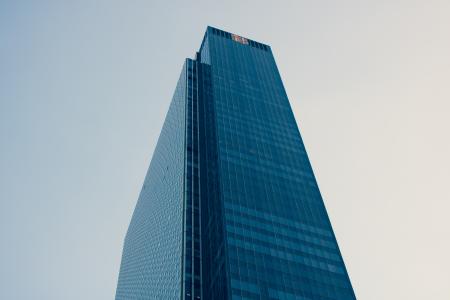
[116, 26, 356, 300]
[115, 62, 187, 299]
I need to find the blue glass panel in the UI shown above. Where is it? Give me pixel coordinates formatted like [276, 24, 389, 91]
[115, 63, 187, 299]
[200, 26, 356, 300]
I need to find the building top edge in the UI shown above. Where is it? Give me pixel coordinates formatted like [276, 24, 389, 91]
[198, 26, 271, 54]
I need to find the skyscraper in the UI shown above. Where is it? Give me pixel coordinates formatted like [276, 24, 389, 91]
[116, 26, 356, 300]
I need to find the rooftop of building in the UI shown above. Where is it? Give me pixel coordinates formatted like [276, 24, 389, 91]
[199, 26, 271, 54]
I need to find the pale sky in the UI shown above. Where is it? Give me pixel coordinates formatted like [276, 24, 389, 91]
[1, 1, 449, 299]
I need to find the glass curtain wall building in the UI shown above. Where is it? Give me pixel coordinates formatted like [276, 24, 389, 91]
[115, 27, 357, 300]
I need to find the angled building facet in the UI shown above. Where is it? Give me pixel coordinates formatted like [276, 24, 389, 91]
[116, 27, 357, 300]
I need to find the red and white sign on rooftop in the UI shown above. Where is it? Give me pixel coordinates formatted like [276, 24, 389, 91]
[231, 33, 249, 45]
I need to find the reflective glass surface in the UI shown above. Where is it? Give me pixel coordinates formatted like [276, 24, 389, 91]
[116, 27, 356, 300]
[115, 63, 187, 299]
[200, 27, 356, 300]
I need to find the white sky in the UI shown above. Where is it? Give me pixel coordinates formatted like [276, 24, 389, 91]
[1, 1, 449, 299]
